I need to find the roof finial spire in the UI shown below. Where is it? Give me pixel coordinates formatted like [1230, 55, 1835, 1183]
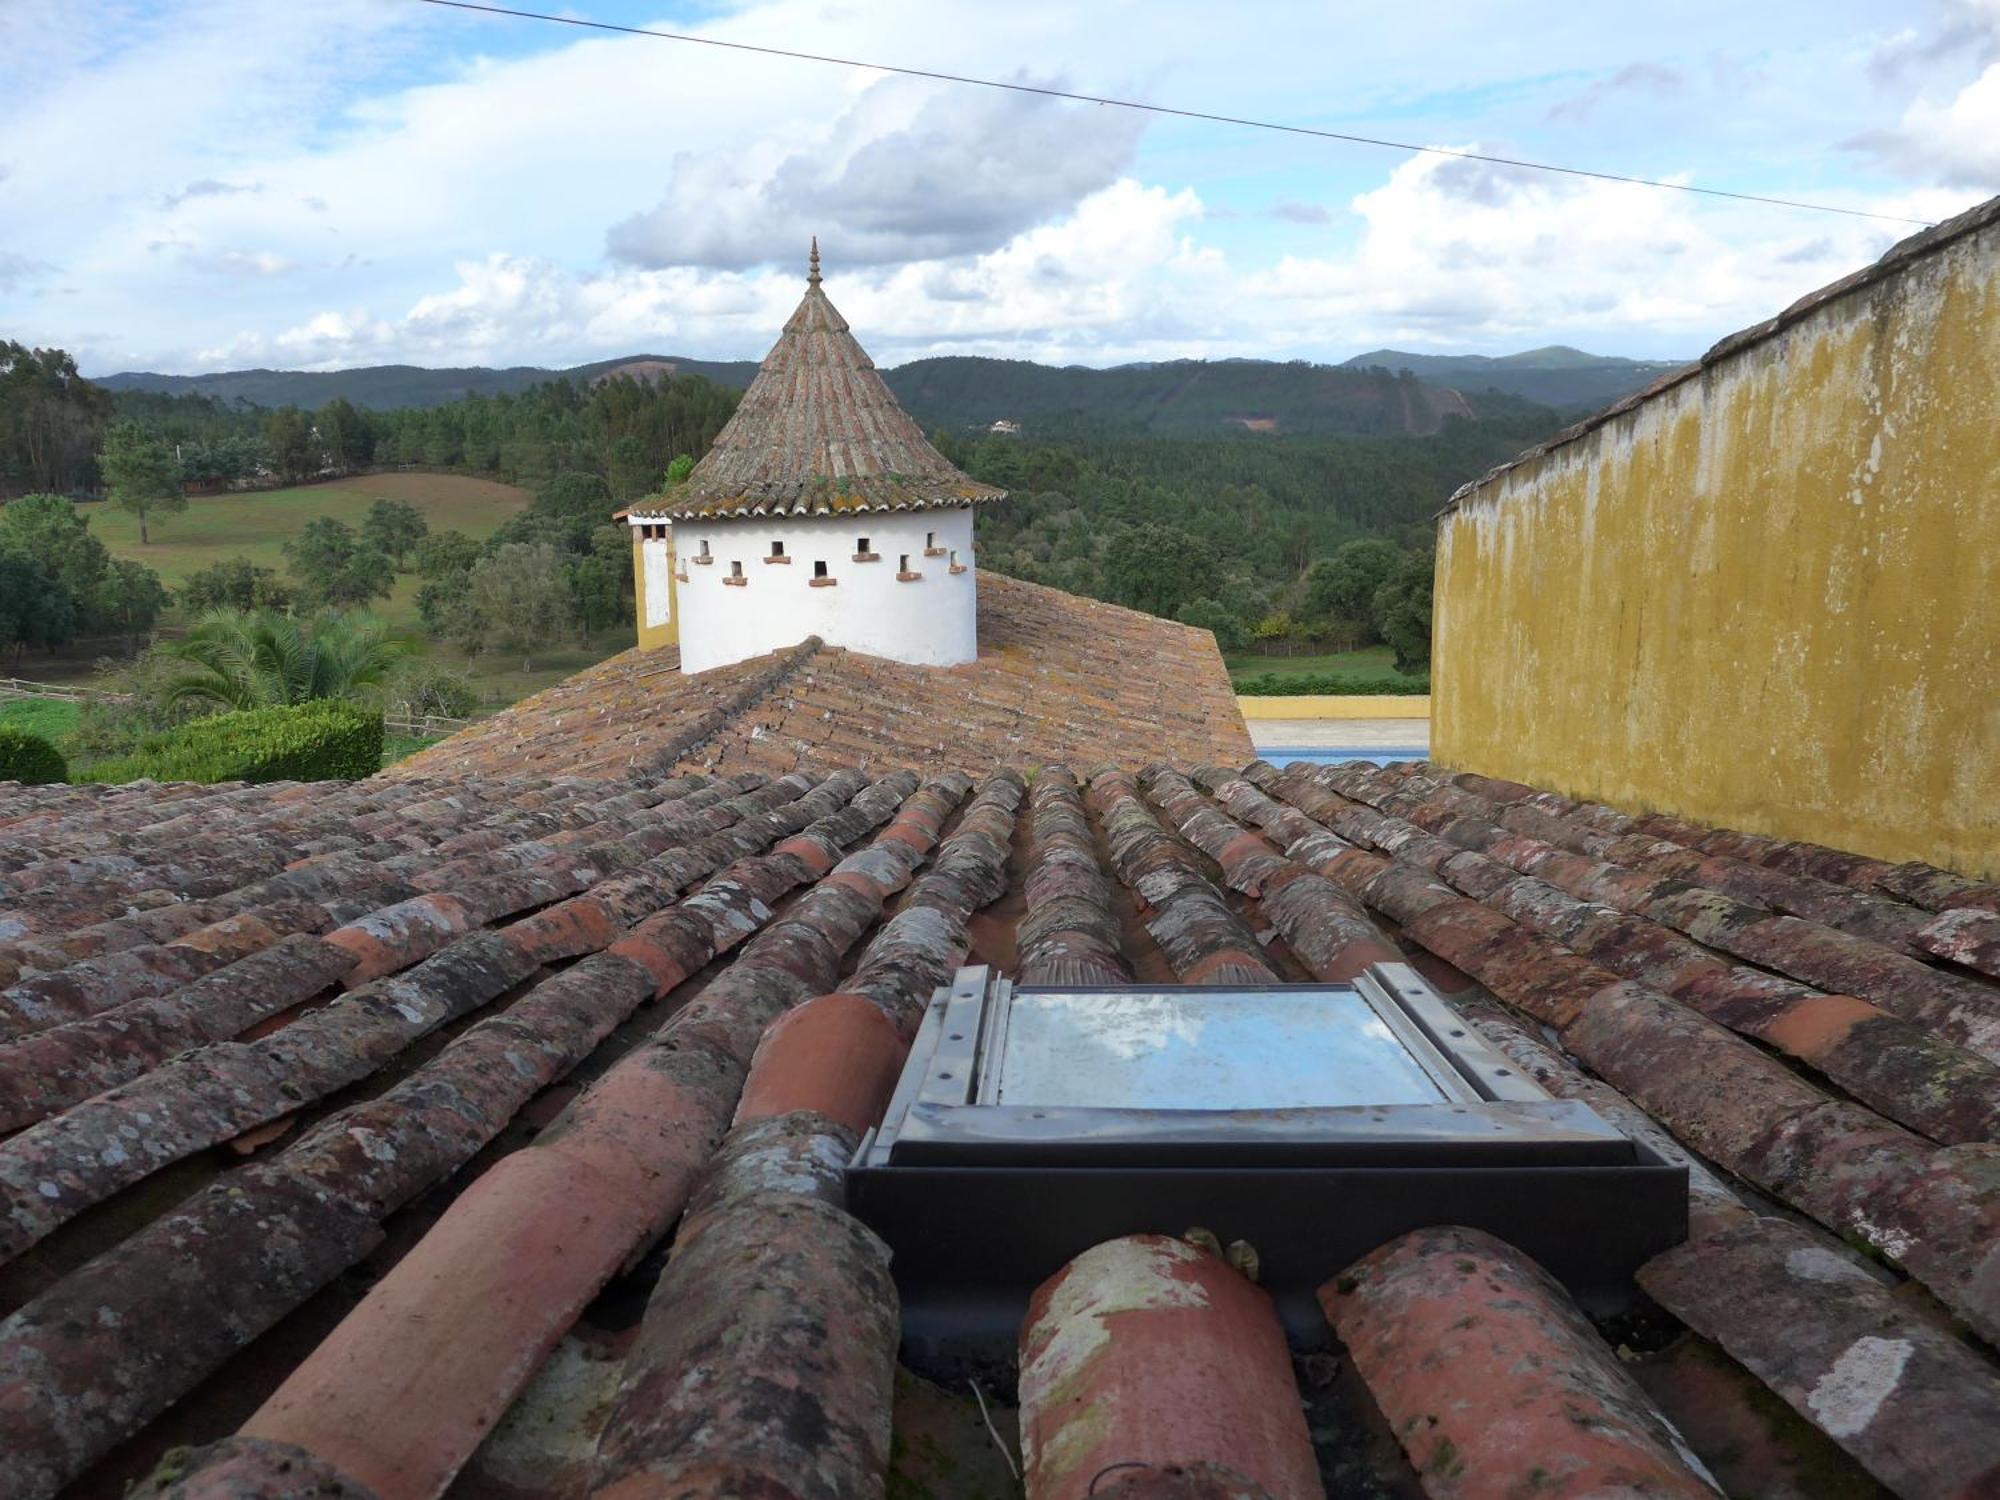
[808, 236, 821, 287]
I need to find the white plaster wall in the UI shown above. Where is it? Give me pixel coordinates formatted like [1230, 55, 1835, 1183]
[667, 507, 977, 673]
[640, 536, 673, 628]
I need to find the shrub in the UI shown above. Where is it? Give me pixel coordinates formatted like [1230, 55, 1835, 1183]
[80, 700, 383, 785]
[380, 656, 481, 720]
[67, 646, 210, 762]
[180, 556, 294, 613]
[0, 726, 66, 784]
[1232, 671, 1430, 697]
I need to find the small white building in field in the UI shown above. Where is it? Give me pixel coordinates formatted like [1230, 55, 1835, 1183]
[624, 243, 1006, 674]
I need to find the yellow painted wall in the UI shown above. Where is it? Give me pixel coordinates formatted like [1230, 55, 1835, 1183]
[1434, 214, 1999, 877]
[631, 530, 679, 652]
[1237, 695, 1431, 720]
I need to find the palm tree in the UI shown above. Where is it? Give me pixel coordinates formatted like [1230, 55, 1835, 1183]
[163, 608, 411, 710]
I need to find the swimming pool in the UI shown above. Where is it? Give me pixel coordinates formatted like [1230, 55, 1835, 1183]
[1256, 746, 1429, 766]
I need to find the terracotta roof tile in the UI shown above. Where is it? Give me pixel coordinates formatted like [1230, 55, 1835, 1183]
[4, 747, 1997, 1499]
[1325, 1225, 1719, 1498]
[1640, 1216, 2000, 1498]
[392, 572, 1252, 781]
[1020, 1234, 1320, 1500]
[1253, 760, 2000, 1347]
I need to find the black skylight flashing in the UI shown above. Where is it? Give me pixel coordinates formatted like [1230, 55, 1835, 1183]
[847, 965, 1688, 1371]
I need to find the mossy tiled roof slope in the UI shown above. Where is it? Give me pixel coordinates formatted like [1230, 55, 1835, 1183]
[390, 571, 1253, 780]
[1, 759, 1998, 1498]
[632, 246, 1004, 521]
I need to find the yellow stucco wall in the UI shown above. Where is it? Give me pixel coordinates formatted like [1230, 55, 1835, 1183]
[631, 530, 679, 652]
[1434, 214, 1999, 877]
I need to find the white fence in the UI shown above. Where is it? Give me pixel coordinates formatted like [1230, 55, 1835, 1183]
[0, 677, 117, 702]
[382, 710, 477, 739]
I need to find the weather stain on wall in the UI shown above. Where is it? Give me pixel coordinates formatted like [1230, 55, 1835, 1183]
[1433, 206, 1998, 877]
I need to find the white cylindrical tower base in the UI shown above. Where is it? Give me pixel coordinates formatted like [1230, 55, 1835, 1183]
[667, 506, 977, 674]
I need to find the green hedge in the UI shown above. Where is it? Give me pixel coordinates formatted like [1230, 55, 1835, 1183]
[0, 726, 67, 785]
[1233, 672, 1430, 696]
[80, 700, 384, 785]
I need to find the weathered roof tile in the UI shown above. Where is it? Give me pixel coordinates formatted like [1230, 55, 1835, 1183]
[5, 746, 1997, 1498]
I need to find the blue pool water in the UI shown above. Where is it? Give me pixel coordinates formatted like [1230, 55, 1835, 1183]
[1257, 747, 1429, 767]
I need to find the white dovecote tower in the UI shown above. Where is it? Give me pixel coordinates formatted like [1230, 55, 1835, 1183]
[625, 242, 1007, 674]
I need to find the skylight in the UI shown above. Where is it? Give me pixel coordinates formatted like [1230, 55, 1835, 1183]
[988, 988, 1462, 1110]
[848, 963, 1688, 1373]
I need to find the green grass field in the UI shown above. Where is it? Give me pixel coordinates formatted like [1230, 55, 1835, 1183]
[72, 469, 630, 706]
[0, 698, 81, 744]
[452, 630, 633, 703]
[381, 734, 443, 767]
[85, 472, 530, 634]
[6, 473, 630, 773]
[1223, 645, 1423, 683]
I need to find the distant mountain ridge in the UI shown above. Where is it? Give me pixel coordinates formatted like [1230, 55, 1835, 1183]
[1339, 345, 1690, 412]
[94, 354, 763, 411]
[878, 356, 1504, 438]
[97, 344, 1680, 437]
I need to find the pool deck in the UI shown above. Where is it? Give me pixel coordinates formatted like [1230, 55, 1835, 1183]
[1246, 718, 1431, 756]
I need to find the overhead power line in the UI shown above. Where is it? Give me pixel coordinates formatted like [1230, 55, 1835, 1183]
[415, 0, 1935, 229]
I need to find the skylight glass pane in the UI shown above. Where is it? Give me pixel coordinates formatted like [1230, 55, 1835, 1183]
[993, 989, 1454, 1110]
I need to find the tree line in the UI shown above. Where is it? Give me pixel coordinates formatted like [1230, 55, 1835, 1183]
[1, 338, 1559, 673]
[2, 339, 738, 507]
[932, 409, 1547, 671]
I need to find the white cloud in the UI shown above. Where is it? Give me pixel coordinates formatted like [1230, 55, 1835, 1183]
[160, 178, 263, 211]
[1242, 151, 1972, 353]
[1545, 61, 1687, 123]
[208, 157, 1979, 377]
[1269, 200, 1333, 224]
[209, 180, 1210, 370]
[0, 250, 58, 292]
[1848, 63, 2000, 189]
[1864, 0, 2000, 86]
[148, 239, 297, 277]
[607, 75, 1143, 270]
[4, 0, 1993, 373]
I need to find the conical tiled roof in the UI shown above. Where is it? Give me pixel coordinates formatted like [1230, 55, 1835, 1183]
[641, 244, 1005, 520]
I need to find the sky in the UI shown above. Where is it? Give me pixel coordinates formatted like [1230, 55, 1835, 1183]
[2, 0, 1995, 376]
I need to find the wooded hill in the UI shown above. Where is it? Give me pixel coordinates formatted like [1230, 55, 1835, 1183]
[95, 355, 763, 412]
[97, 346, 1670, 432]
[881, 357, 1549, 437]
[1339, 345, 1689, 412]
[11, 338, 1578, 674]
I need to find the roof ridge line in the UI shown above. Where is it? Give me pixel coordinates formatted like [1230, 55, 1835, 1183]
[650, 636, 828, 770]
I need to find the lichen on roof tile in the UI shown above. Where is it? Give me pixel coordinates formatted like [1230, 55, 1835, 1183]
[7, 726, 2000, 1500]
